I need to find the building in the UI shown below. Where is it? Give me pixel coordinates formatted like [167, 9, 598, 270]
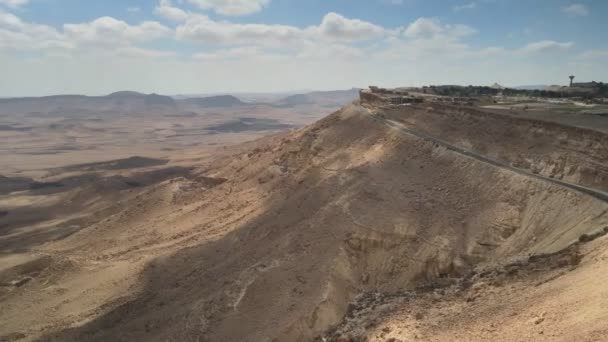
[572, 81, 602, 88]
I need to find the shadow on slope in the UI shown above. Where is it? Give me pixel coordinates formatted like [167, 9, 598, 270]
[57, 156, 169, 173]
[0, 166, 195, 254]
[206, 117, 295, 133]
[38, 105, 608, 342]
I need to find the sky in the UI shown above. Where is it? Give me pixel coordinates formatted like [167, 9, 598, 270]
[0, 0, 606, 96]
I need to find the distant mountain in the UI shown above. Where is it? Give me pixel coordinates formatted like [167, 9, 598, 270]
[0, 89, 360, 117]
[106, 91, 177, 106]
[0, 91, 177, 116]
[107, 91, 146, 98]
[280, 94, 315, 106]
[173, 91, 311, 103]
[180, 95, 245, 108]
[144, 94, 177, 106]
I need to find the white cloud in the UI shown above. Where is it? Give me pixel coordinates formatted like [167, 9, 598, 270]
[0, 10, 68, 50]
[176, 12, 384, 46]
[0, 10, 173, 57]
[156, 0, 189, 21]
[561, 3, 589, 16]
[403, 17, 476, 39]
[187, 0, 270, 16]
[63, 17, 171, 46]
[520, 40, 574, 53]
[449, 24, 477, 38]
[0, 10, 22, 28]
[317, 12, 384, 41]
[404, 17, 442, 38]
[176, 14, 303, 46]
[0, 0, 28, 8]
[453, 2, 476, 12]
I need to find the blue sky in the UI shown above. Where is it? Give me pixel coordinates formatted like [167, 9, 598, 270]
[0, 0, 606, 96]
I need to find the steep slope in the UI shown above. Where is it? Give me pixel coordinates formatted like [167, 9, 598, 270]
[1, 103, 604, 341]
[380, 103, 608, 191]
[325, 229, 608, 342]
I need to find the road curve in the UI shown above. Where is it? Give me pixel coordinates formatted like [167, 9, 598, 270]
[361, 106, 608, 203]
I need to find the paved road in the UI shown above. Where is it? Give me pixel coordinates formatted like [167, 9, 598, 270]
[362, 107, 608, 203]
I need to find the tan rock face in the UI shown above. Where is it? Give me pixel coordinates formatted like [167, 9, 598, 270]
[1, 103, 607, 342]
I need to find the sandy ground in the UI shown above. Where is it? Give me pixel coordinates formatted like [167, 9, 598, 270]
[325, 229, 608, 342]
[0, 103, 332, 175]
[1, 101, 607, 341]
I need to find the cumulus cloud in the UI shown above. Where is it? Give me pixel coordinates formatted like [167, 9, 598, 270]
[0, 10, 173, 56]
[403, 17, 476, 39]
[0, 0, 28, 8]
[0, 10, 22, 28]
[177, 15, 303, 46]
[1, 8, 569, 68]
[176, 12, 384, 46]
[64, 17, 171, 46]
[0, 10, 68, 50]
[317, 12, 384, 41]
[156, 0, 189, 22]
[519, 40, 574, 53]
[187, 0, 270, 16]
[561, 3, 589, 16]
[404, 17, 442, 38]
